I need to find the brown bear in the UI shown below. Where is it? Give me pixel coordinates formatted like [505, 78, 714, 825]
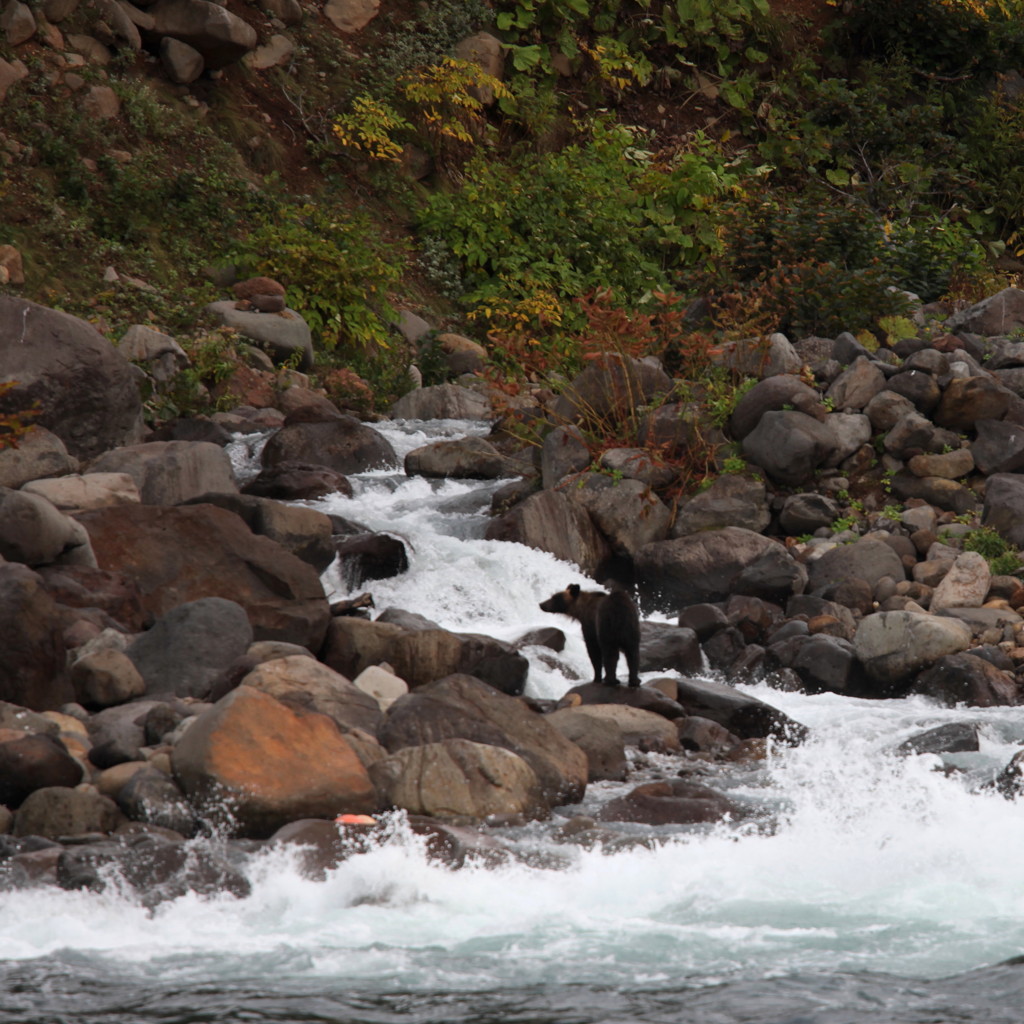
[539, 584, 641, 687]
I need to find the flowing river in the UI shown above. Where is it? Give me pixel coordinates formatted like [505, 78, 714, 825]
[3, 417, 1024, 1024]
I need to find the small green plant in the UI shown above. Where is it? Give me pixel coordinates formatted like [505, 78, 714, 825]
[721, 455, 747, 474]
[832, 514, 859, 533]
[883, 503, 903, 520]
[963, 526, 1023, 575]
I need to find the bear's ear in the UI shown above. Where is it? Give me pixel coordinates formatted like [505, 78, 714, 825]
[567, 583, 581, 597]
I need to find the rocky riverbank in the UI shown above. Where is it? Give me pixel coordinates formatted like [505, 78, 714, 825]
[2, 286, 1024, 901]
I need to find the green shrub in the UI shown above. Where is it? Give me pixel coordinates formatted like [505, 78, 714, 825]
[230, 202, 407, 353]
[420, 118, 668, 316]
[963, 526, 1022, 575]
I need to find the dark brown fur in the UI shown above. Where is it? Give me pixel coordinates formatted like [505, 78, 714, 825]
[539, 584, 641, 687]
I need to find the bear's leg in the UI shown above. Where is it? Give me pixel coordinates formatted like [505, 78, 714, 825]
[582, 627, 603, 684]
[624, 642, 641, 688]
[602, 644, 621, 686]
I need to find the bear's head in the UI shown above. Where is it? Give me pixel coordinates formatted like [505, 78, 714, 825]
[539, 583, 581, 614]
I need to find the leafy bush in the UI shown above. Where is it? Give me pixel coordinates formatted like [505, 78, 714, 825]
[829, 0, 1024, 80]
[420, 118, 668, 317]
[231, 202, 407, 353]
[963, 525, 1022, 575]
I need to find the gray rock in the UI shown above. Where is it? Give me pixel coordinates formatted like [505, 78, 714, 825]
[541, 425, 590, 488]
[895, 722, 980, 757]
[261, 417, 398, 475]
[825, 356, 887, 411]
[89, 440, 238, 505]
[205, 300, 312, 367]
[390, 383, 491, 420]
[635, 527, 805, 611]
[673, 473, 770, 536]
[370, 739, 544, 822]
[728, 375, 825, 440]
[160, 36, 204, 82]
[485, 489, 611, 577]
[935, 375, 1012, 430]
[0, 487, 96, 567]
[0, 565, 72, 710]
[806, 537, 906, 592]
[405, 436, 517, 479]
[70, 648, 145, 708]
[0, 297, 144, 460]
[573, 475, 672, 555]
[148, 0, 258, 67]
[13, 786, 123, 839]
[945, 287, 1024, 336]
[127, 597, 254, 699]
[854, 611, 972, 690]
[982, 473, 1024, 549]
[545, 708, 626, 782]
[742, 409, 836, 486]
[970, 420, 1024, 475]
[0, 427, 76, 489]
[909, 652, 1018, 707]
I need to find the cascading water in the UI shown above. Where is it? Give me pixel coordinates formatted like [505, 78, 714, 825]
[4, 417, 1024, 1024]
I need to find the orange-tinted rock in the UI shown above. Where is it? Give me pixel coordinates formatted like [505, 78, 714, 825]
[171, 686, 376, 837]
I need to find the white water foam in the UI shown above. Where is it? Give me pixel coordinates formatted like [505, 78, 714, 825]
[5, 418, 1024, 999]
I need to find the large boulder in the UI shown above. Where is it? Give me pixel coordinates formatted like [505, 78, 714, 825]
[596, 779, 738, 825]
[322, 616, 528, 694]
[970, 419, 1024, 475]
[260, 417, 397, 475]
[184, 493, 335, 572]
[369, 739, 544, 822]
[22, 473, 141, 512]
[0, 487, 96, 567]
[544, 707, 626, 782]
[0, 564, 73, 710]
[982, 473, 1024, 549]
[672, 473, 771, 536]
[171, 685, 376, 837]
[485, 489, 612, 578]
[935, 377, 1012, 430]
[76, 503, 330, 651]
[389, 383, 491, 420]
[125, 597, 253, 699]
[147, 0, 258, 68]
[552, 354, 672, 429]
[741, 409, 836, 486]
[239, 654, 382, 736]
[36, 564, 147, 632]
[672, 675, 807, 741]
[945, 287, 1024, 336]
[0, 426, 76, 489]
[638, 622, 703, 676]
[379, 674, 588, 806]
[929, 551, 991, 612]
[0, 297, 144, 459]
[205, 300, 312, 367]
[13, 786, 123, 838]
[854, 611, 972, 692]
[728, 374, 825, 440]
[634, 527, 806, 612]
[88, 441, 238, 505]
[404, 437, 517, 479]
[909, 652, 1018, 707]
[0, 732, 83, 807]
[806, 537, 907, 593]
[557, 704, 680, 753]
[571, 475, 672, 555]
